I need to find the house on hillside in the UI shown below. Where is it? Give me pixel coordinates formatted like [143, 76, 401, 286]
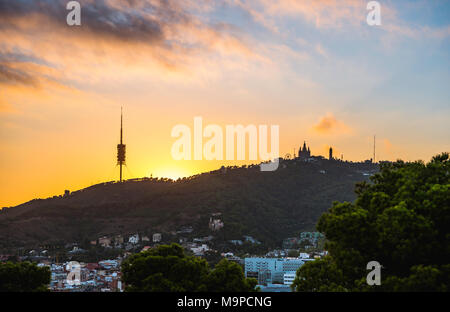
[128, 234, 139, 244]
[152, 233, 162, 243]
[98, 237, 111, 248]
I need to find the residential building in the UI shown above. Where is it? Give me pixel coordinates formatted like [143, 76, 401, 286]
[244, 258, 304, 286]
[114, 235, 124, 244]
[98, 236, 111, 248]
[128, 234, 139, 244]
[283, 271, 296, 286]
[209, 217, 224, 231]
[152, 233, 162, 243]
[191, 244, 209, 256]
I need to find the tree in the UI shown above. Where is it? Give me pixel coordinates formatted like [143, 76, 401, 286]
[287, 250, 300, 258]
[204, 259, 257, 292]
[202, 250, 223, 268]
[291, 257, 346, 292]
[121, 243, 209, 292]
[293, 153, 450, 292]
[0, 261, 50, 292]
[121, 244, 258, 292]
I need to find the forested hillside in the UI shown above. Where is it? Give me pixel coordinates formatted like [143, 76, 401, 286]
[0, 159, 378, 249]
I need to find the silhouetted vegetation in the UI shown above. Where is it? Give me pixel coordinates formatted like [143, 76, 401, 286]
[0, 261, 50, 292]
[121, 243, 257, 292]
[292, 153, 450, 292]
[0, 159, 377, 250]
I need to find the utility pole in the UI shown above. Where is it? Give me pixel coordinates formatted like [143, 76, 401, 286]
[373, 135, 376, 163]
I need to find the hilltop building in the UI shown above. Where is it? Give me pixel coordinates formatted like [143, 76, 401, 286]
[297, 141, 311, 160]
[209, 213, 224, 231]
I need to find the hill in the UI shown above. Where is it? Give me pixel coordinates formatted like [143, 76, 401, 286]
[0, 158, 378, 250]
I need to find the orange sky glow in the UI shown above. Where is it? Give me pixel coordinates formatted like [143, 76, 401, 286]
[1, 0, 449, 207]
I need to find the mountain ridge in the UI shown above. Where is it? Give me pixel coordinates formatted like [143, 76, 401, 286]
[0, 159, 379, 249]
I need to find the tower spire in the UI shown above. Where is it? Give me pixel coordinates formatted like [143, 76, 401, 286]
[117, 107, 126, 182]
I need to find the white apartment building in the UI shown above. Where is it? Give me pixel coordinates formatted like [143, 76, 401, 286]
[283, 271, 297, 286]
[128, 234, 139, 244]
[244, 258, 304, 285]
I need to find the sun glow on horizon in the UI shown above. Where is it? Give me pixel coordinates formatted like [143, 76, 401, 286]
[150, 166, 193, 181]
[0, 0, 449, 207]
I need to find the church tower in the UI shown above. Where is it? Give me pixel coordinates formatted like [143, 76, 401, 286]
[298, 141, 311, 160]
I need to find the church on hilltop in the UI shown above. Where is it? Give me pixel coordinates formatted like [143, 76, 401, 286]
[297, 141, 311, 160]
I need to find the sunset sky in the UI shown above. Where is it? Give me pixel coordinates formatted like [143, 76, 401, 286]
[0, 0, 449, 207]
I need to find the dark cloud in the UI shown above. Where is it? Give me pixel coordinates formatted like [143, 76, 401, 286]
[0, 51, 53, 67]
[0, 0, 199, 85]
[0, 0, 253, 86]
[0, 0, 193, 44]
[0, 51, 55, 86]
[0, 64, 38, 86]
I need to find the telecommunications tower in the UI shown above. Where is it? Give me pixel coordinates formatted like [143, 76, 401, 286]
[117, 107, 126, 182]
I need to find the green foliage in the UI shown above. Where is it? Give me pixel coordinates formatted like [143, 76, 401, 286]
[121, 243, 257, 292]
[377, 264, 450, 292]
[203, 259, 257, 292]
[287, 250, 300, 257]
[291, 257, 347, 292]
[293, 153, 450, 292]
[0, 160, 376, 250]
[121, 243, 209, 292]
[202, 250, 223, 268]
[69, 246, 124, 263]
[0, 261, 50, 292]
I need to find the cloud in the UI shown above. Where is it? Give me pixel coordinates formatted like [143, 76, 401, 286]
[228, 0, 450, 42]
[227, 0, 368, 30]
[0, 0, 254, 57]
[0, 50, 71, 94]
[0, 63, 38, 86]
[383, 138, 393, 155]
[0, 0, 259, 88]
[315, 44, 328, 58]
[225, 0, 281, 34]
[0, 95, 9, 113]
[383, 23, 450, 41]
[0, 0, 274, 116]
[0, 0, 176, 44]
[0, 51, 55, 87]
[312, 113, 352, 135]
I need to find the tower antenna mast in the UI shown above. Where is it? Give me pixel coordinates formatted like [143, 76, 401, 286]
[373, 135, 376, 163]
[117, 107, 126, 182]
